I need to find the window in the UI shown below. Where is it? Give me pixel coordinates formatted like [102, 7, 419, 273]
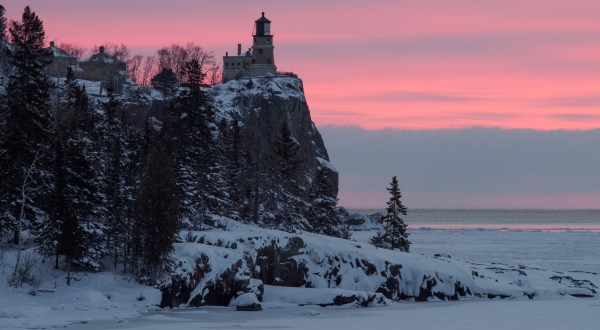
[267, 59, 271, 64]
[266, 38, 270, 44]
[259, 49, 263, 55]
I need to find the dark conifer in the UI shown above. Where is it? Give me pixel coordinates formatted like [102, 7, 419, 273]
[274, 121, 302, 179]
[0, 6, 52, 245]
[0, 4, 7, 42]
[163, 58, 219, 225]
[151, 67, 178, 95]
[372, 176, 410, 252]
[134, 147, 181, 284]
[307, 166, 343, 237]
[38, 67, 101, 272]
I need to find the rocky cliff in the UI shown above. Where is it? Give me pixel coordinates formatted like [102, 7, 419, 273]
[207, 76, 338, 225]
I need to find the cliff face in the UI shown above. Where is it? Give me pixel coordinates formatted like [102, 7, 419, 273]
[208, 76, 338, 219]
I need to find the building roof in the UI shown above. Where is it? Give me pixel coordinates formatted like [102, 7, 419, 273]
[46, 41, 77, 59]
[255, 12, 271, 23]
[48, 46, 76, 59]
[80, 46, 124, 64]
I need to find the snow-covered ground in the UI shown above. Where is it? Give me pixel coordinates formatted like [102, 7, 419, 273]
[1, 228, 599, 329]
[61, 297, 599, 330]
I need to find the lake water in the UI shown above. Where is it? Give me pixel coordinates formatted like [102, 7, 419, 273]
[350, 209, 600, 232]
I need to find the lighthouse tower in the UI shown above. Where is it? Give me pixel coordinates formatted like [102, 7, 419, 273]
[222, 12, 278, 82]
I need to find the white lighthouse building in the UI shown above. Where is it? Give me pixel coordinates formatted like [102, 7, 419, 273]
[222, 12, 277, 82]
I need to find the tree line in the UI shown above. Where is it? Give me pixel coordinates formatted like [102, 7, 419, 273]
[0, 5, 352, 286]
[57, 41, 222, 87]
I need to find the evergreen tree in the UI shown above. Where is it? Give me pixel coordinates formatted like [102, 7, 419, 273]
[150, 67, 178, 95]
[273, 121, 302, 180]
[133, 147, 181, 284]
[100, 88, 129, 269]
[372, 176, 410, 252]
[307, 166, 343, 237]
[221, 117, 244, 219]
[163, 58, 219, 226]
[38, 67, 100, 272]
[0, 6, 52, 245]
[0, 4, 6, 42]
[119, 122, 147, 272]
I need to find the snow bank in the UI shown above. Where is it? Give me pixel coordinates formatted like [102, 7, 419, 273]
[164, 220, 599, 308]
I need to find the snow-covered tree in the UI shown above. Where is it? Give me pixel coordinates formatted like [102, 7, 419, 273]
[38, 68, 102, 272]
[220, 116, 246, 219]
[133, 147, 181, 284]
[372, 176, 410, 252]
[162, 58, 221, 226]
[100, 88, 130, 269]
[307, 166, 343, 237]
[0, 6, 52, 245]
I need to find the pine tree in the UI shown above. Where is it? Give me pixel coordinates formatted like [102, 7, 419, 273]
[0, 4, 6, 42]
[221, 117, 244, 219]
[273, 121, 302, 180]
[151, 67, 178, 95]
[0, 5, 8, 88]
[38, 67, 100, 273]
[0, 6, 52, 245]
[133, 147, 181, 284]
[100, 88, 130, 269]
[162, 58, 219, 226]
[307, 166, 343, 237]
[372, 176, 410, 252]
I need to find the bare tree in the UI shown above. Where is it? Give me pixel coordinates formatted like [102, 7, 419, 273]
[12, 149, 44, 282]
[91, 43, 130, 62]
[127, 54, 144, 84]
[156, 43, 215, 85]
[112, 43, 130, 62]
[140, 55, 157, 87]
[57, 42, 86, 61]
[207, 63, 222, 85]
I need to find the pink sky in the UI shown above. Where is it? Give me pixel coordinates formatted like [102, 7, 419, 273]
[4, 1, 600, 209]
[4, 0, 600, 130]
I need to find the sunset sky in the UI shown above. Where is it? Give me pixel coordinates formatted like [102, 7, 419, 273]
[3, 0, 600, 208]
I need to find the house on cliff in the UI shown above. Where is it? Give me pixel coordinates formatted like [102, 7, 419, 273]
[222, 12, 277, 82]
[44, 41, 80, 78]
[79, 46, 128, 93]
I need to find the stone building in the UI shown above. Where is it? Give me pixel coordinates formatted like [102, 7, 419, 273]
[222, 12, 277, 82]
[79, 46, 128, 93]
[44, 41, 79, 78]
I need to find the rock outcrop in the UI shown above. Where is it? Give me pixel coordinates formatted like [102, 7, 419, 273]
[161, 221, 599, 307]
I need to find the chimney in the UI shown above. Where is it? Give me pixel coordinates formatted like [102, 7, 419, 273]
[226, 51, 228, 57]
[50, 41, 55, 48]
[99, 46, 105, 54]
[237, 43, 242, 56]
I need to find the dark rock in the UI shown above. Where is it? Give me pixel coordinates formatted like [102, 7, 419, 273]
[333, 295, 358, 306]
[236, 303, 263, 311]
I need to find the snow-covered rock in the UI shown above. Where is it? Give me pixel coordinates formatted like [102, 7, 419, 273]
[162, 220, 599, 308]
[230, 292, 262, 311]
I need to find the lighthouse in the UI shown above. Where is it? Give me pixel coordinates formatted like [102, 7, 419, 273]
[222, 12, 278, 82]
